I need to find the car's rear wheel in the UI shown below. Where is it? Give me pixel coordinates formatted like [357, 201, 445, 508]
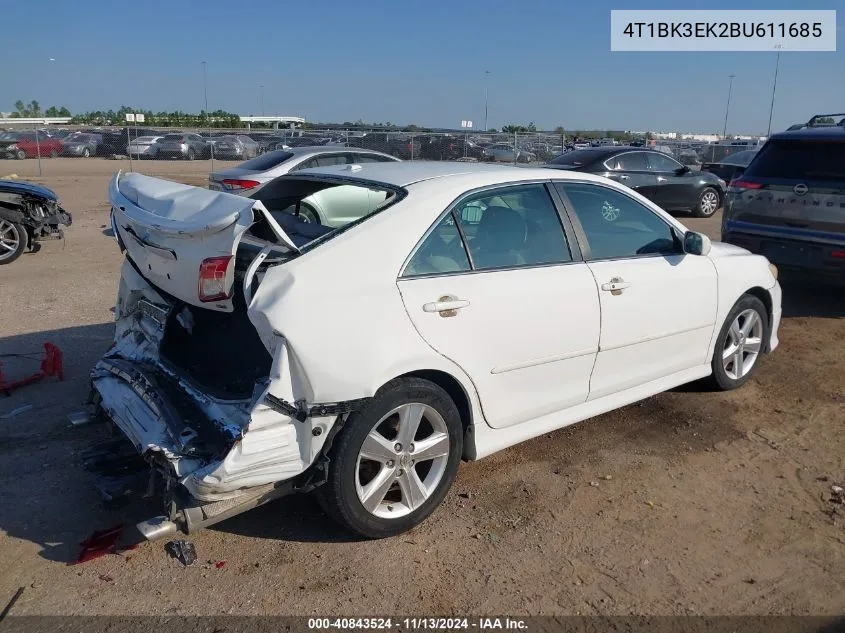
[82, 148, 90, 158]
[49, 149, 59, 158]
[709, 294, 768, 390]
[315, 377, 463, 538]
[186, 149, 196, 161]
[0, 220, 27, 265]
[15, 149, 26, 160]
[694, 186, 720, 218]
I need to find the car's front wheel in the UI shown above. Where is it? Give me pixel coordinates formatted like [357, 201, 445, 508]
[694, 186, 720, 218]
[0, 220, 27, 265]
[710, 294, 769, 390]
[316, 377, 463, 538]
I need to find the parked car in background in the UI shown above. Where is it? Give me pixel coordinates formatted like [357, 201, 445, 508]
[154, 133, 209, 160]
[0, 179, 72, 265]
[208, 147, 399, 214]
[482, 144, 536, 163]
[546, 147, 726, 218]
[207, 135, 261, 160]
[99, 161, 780, 540]
[700, 149, 758, 184]
[0, 131, 65, 159]
[721, 121, 845, 282]
[100, 127, 162, 156]
[127, 135, 163, 159]
[62, 133, 102, 157]
[347, 132, 419, 159]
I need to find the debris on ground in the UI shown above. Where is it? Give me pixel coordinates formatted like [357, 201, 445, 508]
[603, 475, 613, 480]
[165, 540, 197, 567]
[0, 587, 25, 621]
[0, 404, 34, 419]
[215, 561, 226, 569]
[71, 525, 125, 565]
[830, 485, 845, 505]
[0, 343, 64, 397]
[98, 574, 114, 583]
[589, 481, 600, 487]
[68, 411, 93, 426]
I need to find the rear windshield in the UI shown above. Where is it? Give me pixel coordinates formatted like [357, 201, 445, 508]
[547, 149, 608, 166]
[745, 140, 845, 181]
[238, 150, 294, 170]
[719, 150, 757, 166]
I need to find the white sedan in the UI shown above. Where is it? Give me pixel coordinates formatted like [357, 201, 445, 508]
[96, 162, 781, 539]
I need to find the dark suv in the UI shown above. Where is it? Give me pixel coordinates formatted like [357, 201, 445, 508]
[721, 112, 845, 282]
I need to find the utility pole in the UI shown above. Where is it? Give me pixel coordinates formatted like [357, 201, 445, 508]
[766, 52, 780, 137]
[722, 74, 735, 139]
[484, 70, 490, 131]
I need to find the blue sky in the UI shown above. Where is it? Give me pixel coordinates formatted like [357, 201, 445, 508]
[2, 0, 841, 134]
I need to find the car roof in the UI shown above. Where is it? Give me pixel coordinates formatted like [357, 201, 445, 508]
[288, 160, 610, 187]
[284, 146, 391, 156]
[769, 126, 845, 141]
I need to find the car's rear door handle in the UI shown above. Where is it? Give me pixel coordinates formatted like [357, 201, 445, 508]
[423, 295, 470, 317]
[616, 174, 629, 180]
[600, 277, 631, 295]
[656, 176, 667, 182]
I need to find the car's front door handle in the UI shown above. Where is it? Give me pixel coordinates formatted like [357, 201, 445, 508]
[616, 174, 629, 180]
[656, 176, 667, 182]
[600, 278, 631, 295]
[423, 295, 470, 317]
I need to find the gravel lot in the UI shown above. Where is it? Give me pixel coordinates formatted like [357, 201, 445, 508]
[1, 158, 844, 616]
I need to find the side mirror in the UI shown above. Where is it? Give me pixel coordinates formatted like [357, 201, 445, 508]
[676, 165, 690, 175]
[683, 231, 712, 256]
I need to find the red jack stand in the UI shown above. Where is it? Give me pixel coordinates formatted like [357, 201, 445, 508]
[0, 343, 64, 397]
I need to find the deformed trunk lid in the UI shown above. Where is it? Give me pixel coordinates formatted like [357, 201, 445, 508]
[109, 171, 299, 312]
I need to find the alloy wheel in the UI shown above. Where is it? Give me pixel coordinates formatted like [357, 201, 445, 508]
[722, 308, 763, 380]
[0, 220, 22, 262]
[355, 403, 450, 519]
[700, 190, 719, 216]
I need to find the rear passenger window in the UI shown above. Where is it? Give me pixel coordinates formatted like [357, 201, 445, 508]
[403, 215, 471, 277]
[455, 184, 571, 270]
[607, 152, 648, 171]
[313, 154, 350, 167]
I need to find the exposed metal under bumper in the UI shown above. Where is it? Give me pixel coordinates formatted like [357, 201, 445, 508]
[136, 479, 297, 541]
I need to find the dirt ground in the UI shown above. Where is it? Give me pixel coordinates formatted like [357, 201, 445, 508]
[1, 158, 844, 617]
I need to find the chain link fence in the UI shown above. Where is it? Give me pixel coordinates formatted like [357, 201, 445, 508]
[0, 119, 766, 181]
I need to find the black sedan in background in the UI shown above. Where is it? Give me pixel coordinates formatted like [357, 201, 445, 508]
[546, 147, 727, 218]
[699, 149, 758, 184]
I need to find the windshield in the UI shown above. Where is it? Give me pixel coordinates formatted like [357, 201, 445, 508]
[247, 176, 401, 250]
[161, 134, 183, 141]
[720, 150, 757, 166]
[238, 150, 294, 170]
[548, 149, 607, 166]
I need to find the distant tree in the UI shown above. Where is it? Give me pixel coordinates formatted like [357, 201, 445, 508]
[58, 106, 71, 117]
[45, 106, 58, 117]
[487, 127, 498, 134]
[554, 126, 565, 135]
[29, 100, 40, 116]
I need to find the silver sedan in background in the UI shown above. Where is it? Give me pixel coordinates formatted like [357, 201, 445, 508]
[208, 146, 399, 226]
[127, 135, 163, 159]
[210, 135, 261, 160]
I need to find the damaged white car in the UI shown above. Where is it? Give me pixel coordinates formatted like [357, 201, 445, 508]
[92, 162, 782, 539]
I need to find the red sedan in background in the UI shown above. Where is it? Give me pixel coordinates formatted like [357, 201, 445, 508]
[0, 132, 65, 159]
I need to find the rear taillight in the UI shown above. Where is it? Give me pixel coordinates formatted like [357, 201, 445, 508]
[832, 251, 845, 259]
[198, 255, 233, 302]
[221, 178, 259, 191]
[729, 180, 763, 190]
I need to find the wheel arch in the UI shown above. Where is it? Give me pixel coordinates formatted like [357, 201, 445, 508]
[744, 286, 774, 351]
[389, 368, 476, 460]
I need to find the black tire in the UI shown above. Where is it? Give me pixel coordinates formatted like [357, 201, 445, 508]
[0, 220, 28, 265]
[315, 377, 463, 538]
[693, 186, 720, 218]
[82, 148, 90, 158]
[50, 149, 59, 158]
[709, 294, 769, 391]
[187, 149, 196, 161]
[15, 149, 26, 160]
